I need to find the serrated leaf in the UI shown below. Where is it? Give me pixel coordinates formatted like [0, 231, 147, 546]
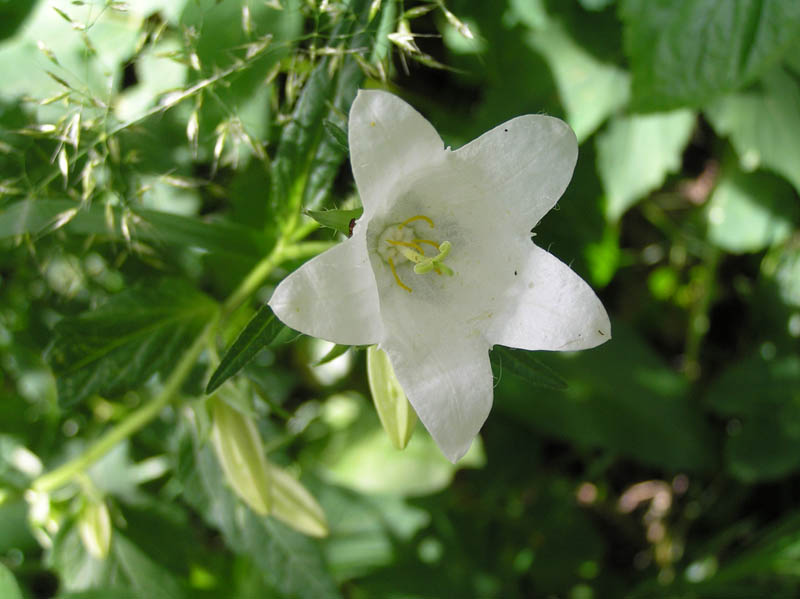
[206, 304, 287, 394]
[621, 0, 800, 111]
[596, 110, 695, 222]
[490, 346, 567, 391]
[306, 207, 363, 236]
[705, 66, 800, 194]
[48, 279, 218, 408]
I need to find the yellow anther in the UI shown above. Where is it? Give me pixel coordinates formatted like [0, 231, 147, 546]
[413, 239, 440, 251]
[387, 239, 426, 254]
[388, 257, 412, 293]
[398, 215, 434, 230]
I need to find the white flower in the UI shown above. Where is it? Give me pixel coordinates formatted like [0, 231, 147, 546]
[270, 90, 610, 462]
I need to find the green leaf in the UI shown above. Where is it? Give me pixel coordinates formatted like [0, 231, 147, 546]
[206, 304, 286, 394]
[112, 534, 187, 599]
[621, 0, 800, 111]
[596, 109, 695, 222]
[706, 166, 797, 253]
[179, 436, 341, 599]
[496, 323, 714, 470]
[707, 353, 800, 482]
[706, 66, 800, 195]
[320, 412, 485, 497]
[48, 278, 218, 408]
[306, 207, 363, 236]
[525, 21, 630, 142]
[323, 119, 349, 154]
[0, 562, 23, 599]
[270, 0, 376, 218]
[489, 346, 567, 391]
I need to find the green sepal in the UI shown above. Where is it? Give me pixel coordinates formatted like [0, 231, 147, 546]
[306, 207, 363, 236]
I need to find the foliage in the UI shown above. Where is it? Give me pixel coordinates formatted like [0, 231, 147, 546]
[0, 0, 799, 597]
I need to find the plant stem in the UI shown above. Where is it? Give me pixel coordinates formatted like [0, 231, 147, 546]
[32, 237, 334, 494]
[33, 315, 218, 494]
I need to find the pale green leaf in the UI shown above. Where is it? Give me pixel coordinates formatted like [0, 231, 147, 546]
[706, 67, 800, 194]
[596, 110, 695, 221]
[0, 562, 23, 599]
[706, 166, 796, 253]
[526, 22, 630, 142]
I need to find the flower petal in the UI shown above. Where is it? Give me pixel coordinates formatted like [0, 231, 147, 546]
[378, 302, 493, 462]
[349, 90, 445, 217]
[268, 229, 382, 346]
[487, 242, 611, 351]
[453, 115, 578, 232]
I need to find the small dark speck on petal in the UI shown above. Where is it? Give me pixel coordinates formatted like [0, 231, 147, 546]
[514, 270, 518, 276]
[598, 330, 605, 335]
[504, 128, 508, 132]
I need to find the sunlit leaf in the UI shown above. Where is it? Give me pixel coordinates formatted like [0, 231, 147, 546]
[706, 166, 796, 253]
[621, 0, 800, 110]
[706, 66, 800, 195]
[596, 109, 695, 221]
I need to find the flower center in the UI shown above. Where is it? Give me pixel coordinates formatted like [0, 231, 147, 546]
[376, 215, 454, 293]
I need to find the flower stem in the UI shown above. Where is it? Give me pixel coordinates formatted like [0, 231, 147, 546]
[33, 315, 218, 494]
[32, 237, 334, 494]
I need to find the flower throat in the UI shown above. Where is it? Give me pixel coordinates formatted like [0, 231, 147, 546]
[376, 215, 454, 293]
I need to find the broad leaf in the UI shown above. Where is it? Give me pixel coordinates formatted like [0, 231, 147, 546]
[706, 166, 796, 253]
[621, 0, 800, 110]
[496, 323, 714, 470]
[705, 66, 800, 195]
[48, 279, 218, 408]
[0, 562, 22, 599]
[206, 304, 287, 394]
[526, 21, 630, 143]
[596, 110, 695, 222]
[707, 353, 800, 482]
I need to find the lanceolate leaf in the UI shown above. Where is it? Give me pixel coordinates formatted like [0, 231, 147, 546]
[269, 0, 379, 218]
[48, 279, 218, 408]
[490, 346, 568, 391]
[206, 304, 287, 394]
[621, 0, 800, 111]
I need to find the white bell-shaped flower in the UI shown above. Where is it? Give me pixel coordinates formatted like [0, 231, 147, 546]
[270, 90, 610, 462]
